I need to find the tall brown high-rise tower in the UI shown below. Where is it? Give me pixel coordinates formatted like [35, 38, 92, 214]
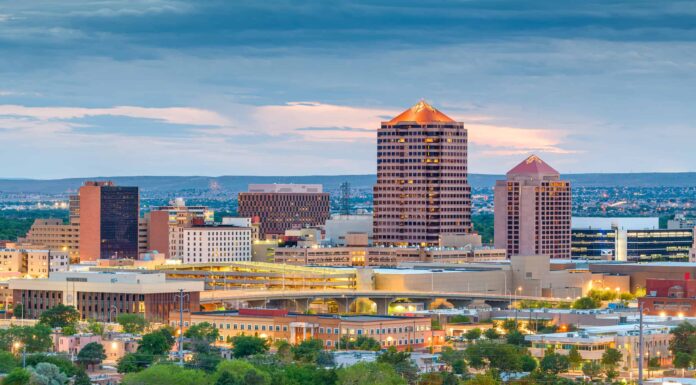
[373, 101, 471, 246]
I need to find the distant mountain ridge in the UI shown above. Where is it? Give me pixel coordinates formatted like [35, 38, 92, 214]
[1, 172, 696, 195]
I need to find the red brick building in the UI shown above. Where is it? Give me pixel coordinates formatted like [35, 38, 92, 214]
[640, 276, 696, 316]
[238, 184, 330, 238]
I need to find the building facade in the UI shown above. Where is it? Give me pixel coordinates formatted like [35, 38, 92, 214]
[79, 181, 140, 261]
[181, 224, 252, 264]
[572, 227, 693, 261]
[147, 200, 214, 259]
[494, 155, 572, 259]
[20, 219, 80, 261]
[527, 324, 672, 369]
[0, 248, 69, 279]
[238, 184, 330, 239]
[639, 277, 696, 316]
[273, 245, 505, 267]
[9, 271, 202, 322]
[373, 101, 471, 247]
[173, 308, 437, 351]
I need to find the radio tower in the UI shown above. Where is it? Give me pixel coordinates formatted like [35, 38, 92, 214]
[340, 182, 351, 215]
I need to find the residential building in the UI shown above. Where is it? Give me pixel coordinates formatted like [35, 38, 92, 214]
[373, 101, 471, 247]
[172, 308, 440, 351]
[78, 181, 139, 261]
[9, 271, 203, 322]
[20, 219, 80, 261]
[182, 224, 252, 264]
[494, 155, 572, 259]
[238, 184, 330, 239]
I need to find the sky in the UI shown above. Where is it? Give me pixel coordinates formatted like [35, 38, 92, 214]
[1, 0, 696, 178]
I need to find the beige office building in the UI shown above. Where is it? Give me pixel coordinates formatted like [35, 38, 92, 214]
[20, 219, 79, 261]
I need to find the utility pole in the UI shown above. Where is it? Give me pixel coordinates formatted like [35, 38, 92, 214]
[638, 301, 644, 385]
[175, 288, 189, 366]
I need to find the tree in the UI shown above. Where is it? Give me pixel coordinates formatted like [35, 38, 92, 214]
[121, 364, 210, 385]
[117, 353, 152, 374]
[184, 322, 219, 343]
[648, 357, 661, 373]
[674, 351, 691, 369]
[138, 329, 175, 356]
[567, 346, 583, 370]
[12, 304, 24, 319]
[505, 330, 527, 346]
[292, 339, 324, 363]
[38, 304, 79, 328]
[11, 325, 53, 353]
[214, 360, 269, 385]
[501, 319, 518, 333]
[452, 359, 468, 375]
[27, 362, 68, 385]
[483, 328, 499, 340]
[316, 351, 335, 367]
[76, 342, 106, 371]
[23, 355, 78, 377]
[463, 373, 500, 385]
[230, 336, 269, 358]
[540, 352, 570, 375]
[464, 342, 522, 374]
[339, 336, 380, 351]
[520, 355, 537, 372]
[73, 369, 91, 385]
[117, 314, 148, 334]
[337, 362, 406, 385]
[273, 340, 293, 363]
[214, 371, 236, 385]
[464, 328, 481, 342]
[601, 347, 622, 368]
[0, 351, 18, 373]
[377, 347, 418, 383]
[581, 361, 602, 380]
[670, 321, 696, 355]
[449, 315, 470, 324]
[572, 297, 601, 310]
[86, 319, 105, 336]
[2, 368, 30, 385]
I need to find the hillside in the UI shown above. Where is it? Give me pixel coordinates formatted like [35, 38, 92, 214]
[1, 172, 696, 194]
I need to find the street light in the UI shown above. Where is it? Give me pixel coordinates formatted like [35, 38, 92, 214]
[14, 342, 26, 368]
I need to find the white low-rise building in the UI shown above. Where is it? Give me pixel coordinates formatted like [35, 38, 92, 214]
[526, 324, 672, 369]
[182, 224, 252, 264]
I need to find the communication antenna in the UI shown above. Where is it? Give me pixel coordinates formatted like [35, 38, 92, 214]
[340, 182, 351, 215]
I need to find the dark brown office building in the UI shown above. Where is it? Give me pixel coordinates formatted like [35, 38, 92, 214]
[78, 181, 139, 261]
[238, 184, 330, 238]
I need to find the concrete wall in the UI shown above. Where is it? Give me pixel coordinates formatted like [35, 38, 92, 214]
[374, 270, 510, 294]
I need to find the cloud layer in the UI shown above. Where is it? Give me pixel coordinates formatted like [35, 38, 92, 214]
[0, 1, 695, 177]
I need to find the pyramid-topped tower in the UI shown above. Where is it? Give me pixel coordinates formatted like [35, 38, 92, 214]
[373, 101, 471, 246]
[494, 155, 571, 259]
[506, 154, 560, 179]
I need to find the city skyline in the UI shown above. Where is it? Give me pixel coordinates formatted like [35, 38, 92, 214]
[2, 1, 696, 178]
